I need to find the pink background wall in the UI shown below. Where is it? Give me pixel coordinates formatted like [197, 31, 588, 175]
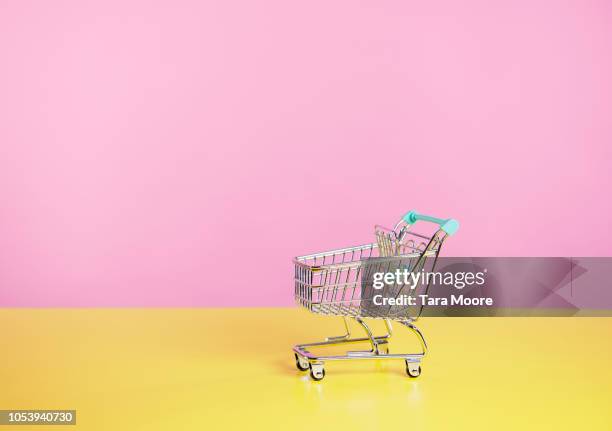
[1, 0, 611, 306]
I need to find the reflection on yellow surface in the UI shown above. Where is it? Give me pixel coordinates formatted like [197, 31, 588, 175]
[0, 308, 611, 430]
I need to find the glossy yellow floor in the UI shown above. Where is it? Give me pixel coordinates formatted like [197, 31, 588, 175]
[1, 308, 611, 430]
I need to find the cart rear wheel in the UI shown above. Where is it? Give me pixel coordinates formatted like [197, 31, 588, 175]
[294, 354, 309, 371]
[309, 364, 325, 381]
[406, 363, 421, 378]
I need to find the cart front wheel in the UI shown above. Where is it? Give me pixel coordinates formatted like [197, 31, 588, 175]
[406, 362, 421, 378]
[310, 364, 325, 381]
[295, 354, 309, 372]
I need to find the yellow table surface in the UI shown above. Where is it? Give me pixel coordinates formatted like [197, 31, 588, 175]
[1, 308, 611, 430]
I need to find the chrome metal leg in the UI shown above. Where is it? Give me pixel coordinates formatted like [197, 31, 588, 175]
[399, 320, 428, 356]
[354, 316, 379, 353]
[383, 318, 393, 338]
[326, 317, 351, 341]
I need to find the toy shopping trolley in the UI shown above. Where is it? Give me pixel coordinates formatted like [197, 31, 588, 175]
[293, 211, 459, 381]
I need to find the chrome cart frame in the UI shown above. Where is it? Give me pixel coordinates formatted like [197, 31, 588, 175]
[292, 211, 459, 381]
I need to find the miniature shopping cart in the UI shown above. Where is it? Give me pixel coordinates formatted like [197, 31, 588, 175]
[293, 211, 459, 381]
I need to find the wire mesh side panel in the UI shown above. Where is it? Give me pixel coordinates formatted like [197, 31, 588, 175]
[294, 243, 379, 316]
[375, 225, 432, 257]
[294, 263, 312, 310]
[294, 226, 445, 319]
[295, 253, 432, 318]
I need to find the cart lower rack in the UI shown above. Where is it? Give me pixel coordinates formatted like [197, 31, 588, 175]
[292, 211, 459, 381]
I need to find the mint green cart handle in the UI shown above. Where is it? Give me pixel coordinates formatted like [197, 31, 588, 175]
[403, 210, 459, 236]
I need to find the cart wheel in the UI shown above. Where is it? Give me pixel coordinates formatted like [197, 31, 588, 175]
[309, 364, 325, 381]
[294, 354, 309, 372]
[406, 362, 421, 378]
